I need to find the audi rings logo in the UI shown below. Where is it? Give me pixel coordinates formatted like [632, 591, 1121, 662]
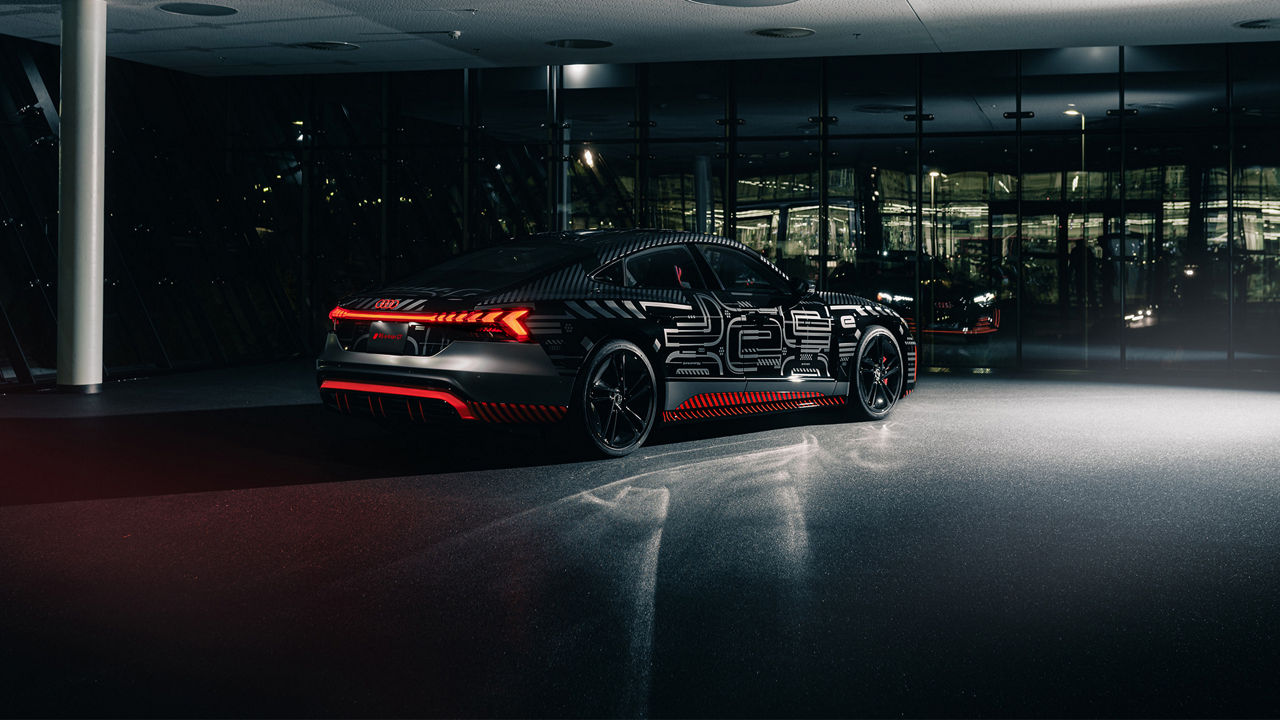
[373, 298, 401, 310]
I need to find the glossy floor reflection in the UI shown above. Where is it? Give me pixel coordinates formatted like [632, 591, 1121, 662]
[1, 364, 1279, 716]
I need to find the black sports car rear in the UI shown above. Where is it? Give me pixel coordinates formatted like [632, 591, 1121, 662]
[828, 251, 1003, 338]
[317, 229, 917, 456]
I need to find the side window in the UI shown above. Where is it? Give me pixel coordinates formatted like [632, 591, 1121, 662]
[697, 245, 781, 293]
[592, 260, 624, 286]
[619, 246, 706, 290]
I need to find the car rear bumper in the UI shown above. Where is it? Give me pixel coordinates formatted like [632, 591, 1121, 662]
[315, 334, 572, 423]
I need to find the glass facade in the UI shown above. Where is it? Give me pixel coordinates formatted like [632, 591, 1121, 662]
[1, 34, 1278, 386]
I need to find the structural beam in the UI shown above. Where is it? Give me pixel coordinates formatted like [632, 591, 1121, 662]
[56, 0, 106, 393]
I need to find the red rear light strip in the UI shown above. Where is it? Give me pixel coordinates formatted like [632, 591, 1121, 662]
[320, 379, 476, 420]
[329, 306, 531, 341]
[321, 380, 568, 424]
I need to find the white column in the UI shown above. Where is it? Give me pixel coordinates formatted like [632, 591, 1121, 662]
[56, 0, 106, 393]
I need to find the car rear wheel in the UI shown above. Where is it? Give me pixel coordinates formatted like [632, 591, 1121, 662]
[577, 339, 657, 457]
[849, 325, 903, 421]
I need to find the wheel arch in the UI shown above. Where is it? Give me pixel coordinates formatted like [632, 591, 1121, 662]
[573, 322, 668, 416]
[833, 313, 916, 390]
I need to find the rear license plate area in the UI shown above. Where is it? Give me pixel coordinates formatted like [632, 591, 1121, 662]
[367, 321, 409, 354]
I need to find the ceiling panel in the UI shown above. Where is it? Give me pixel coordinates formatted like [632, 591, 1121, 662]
[911, 0, 1280, 51]
[0, 0, 1277, 76]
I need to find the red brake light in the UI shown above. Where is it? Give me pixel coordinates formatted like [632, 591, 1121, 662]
[498, 308, 530, 341]
[328, 305, 533, 341]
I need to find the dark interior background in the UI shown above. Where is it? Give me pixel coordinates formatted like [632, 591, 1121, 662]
[2, 37, 1277, 385]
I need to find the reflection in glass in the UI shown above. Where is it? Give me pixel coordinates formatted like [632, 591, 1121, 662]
[1020, 47, 1120, 131]
[568, 142, 636, 230]
[648, 62, 728, 138]
[562, 64, 637, 141]
[1230, 43, 1280, 371]
[825, 137, 919, 336]
[393, 70, 465, 266]
[475, 142, 550, 240]
[734, 140, 819, 282]
[826, 56, 917, 135]
[735, 58, 819, 138]
[1120, 45, 1229, 369]
[1019, 47, 1121, 369]
[923, 51, 1017, 133]
[647, 141, 726, 235]
[920, 52, 1017, 368]
[479, 67, 549, 143]
[918, 136, 1017, 368]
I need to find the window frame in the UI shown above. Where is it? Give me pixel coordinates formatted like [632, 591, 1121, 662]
[694, 243, 793, 295]
[591, 244, 708, 291]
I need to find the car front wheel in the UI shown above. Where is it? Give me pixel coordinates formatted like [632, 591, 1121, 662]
[849, 325, 903, 421]
[576, 339, 657, 457]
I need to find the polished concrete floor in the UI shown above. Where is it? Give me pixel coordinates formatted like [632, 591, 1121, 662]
[2, 363, 1279, 717]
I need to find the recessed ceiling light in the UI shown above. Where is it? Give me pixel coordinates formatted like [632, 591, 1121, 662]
[545, 38, 613, 49]
[157, 3, 237, 17]
[292, 41, 360, 51]
[749, 27, 815, 39]
[1235, 18, 1280, 29]
[687, 0, 799, 5]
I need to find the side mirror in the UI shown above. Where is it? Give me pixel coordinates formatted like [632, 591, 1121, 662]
[793, 278, 814, 297]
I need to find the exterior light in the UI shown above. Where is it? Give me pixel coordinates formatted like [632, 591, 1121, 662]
[329, 306, 533, 342]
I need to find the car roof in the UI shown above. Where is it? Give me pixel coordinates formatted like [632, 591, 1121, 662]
[524, 229, 785, 274]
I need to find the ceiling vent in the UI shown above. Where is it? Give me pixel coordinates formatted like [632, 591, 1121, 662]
[157, 3, 237, 16]
[687, 0, 799, 6]
[1235, 19, 1279, 29]
[292, 41, 361, 51]
[545, 39, 613, 49]
[749, 27, 815, 39]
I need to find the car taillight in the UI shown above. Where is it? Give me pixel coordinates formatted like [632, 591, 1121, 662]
[328, 306, 533, 342]
[496, 308, 530, 341]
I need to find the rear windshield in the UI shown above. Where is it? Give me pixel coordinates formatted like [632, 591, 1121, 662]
[401, 244, 586, 289]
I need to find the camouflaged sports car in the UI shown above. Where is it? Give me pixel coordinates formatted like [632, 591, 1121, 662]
[317, 229, 917, 456]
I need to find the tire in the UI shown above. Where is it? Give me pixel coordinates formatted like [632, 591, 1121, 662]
[848, 325, 904, 421]
[574, 339, 658, 457]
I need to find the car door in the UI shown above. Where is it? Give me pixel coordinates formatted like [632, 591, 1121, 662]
[602, 244, 745, 412]
[694, 244, 836, 398]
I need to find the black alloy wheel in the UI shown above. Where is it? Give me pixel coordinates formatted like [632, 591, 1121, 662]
[850, 325, 903, 421]
[579, 339, 657, 457]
